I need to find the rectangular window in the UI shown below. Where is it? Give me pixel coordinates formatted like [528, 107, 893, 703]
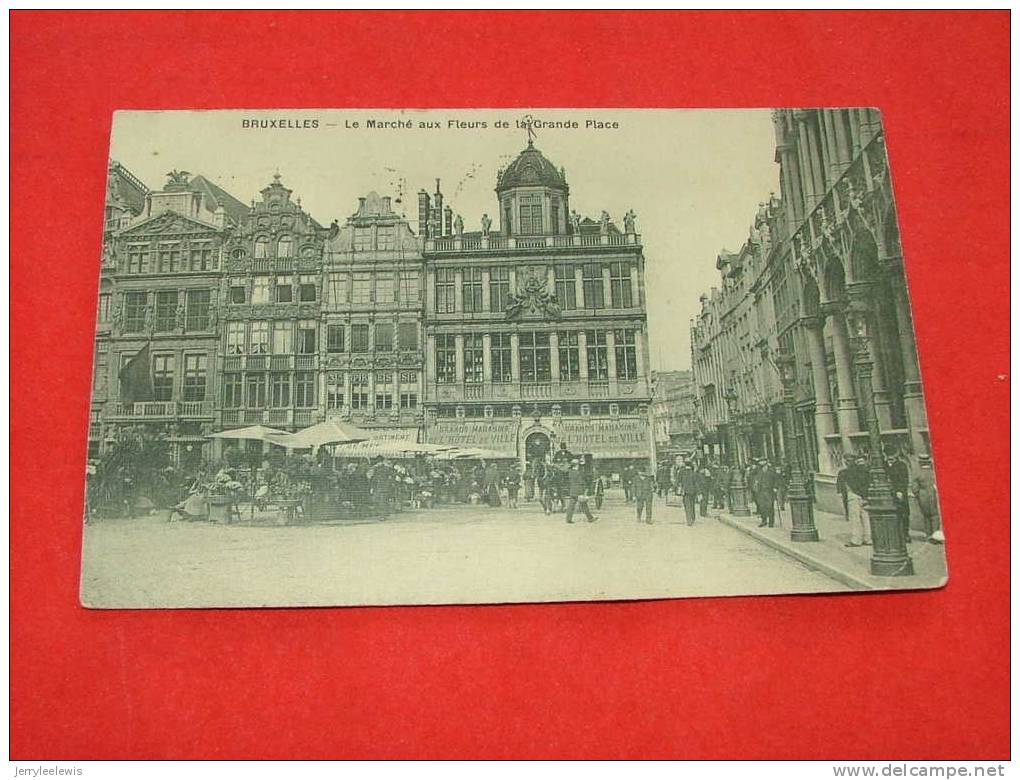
[353, 227, 373, 251]
[252, 276, 271, 305]
[399, 272, 420, 303]
[277, 236, 294, 258]
[551, 200, 560, 234]
[374, 373, 393, 410]
[98, 293, 111, 323]
[154, 291, 178, 332]
[398, 322, 418, 350]
[295, 372, 316, 408]
[276, 275, 293, 303]
[377, 226, 395, 251]
[270, 373, 291, 408]
[123, 292, 147, 332]
[327, 272, 349, 305]
[250, 321, 270, 355]
[296, 320, 317, 354]
[229, 279, 247, 304]
[352, 274, 372, 304]
[189, 243, 214, 271]
[436, 334, 457, 384]
[375, 322, 394, 352]
[326, 374, 345, 410]
[299, 274, 317, 302]
[464, 334, 484, 383]
[462, 268, 483, 313]
[489, 267, 510, 313]
[376, 274, 395, 304]
[185, 289, 210, 331]
[152, 354, 174, 401]
[586, 329, 609, 380]
[490, 333, 512, 383]
[582, 263, 604, 309]
[222, 373, 242, 408]
[519, 195, 543, 235]
[326, 324, 345, 353]
[351, 324, 370, 353]
[558, 331, 580, 381]
[182, 355, 208, 402]
[246, 374, 266, 408]
[615, 328, 638, 380]
[127, 245, 149, 274]
[272, 321, 293, 354]
[227, 321, 246, 355]
[254, 238, 269, 259]
[519, 332, 551, 383]
[399, 371, 418, 409]
[436, 268, 456, 313]
[610, 262, 634, 308]
[157, 243, 181, 273]
[350, 373, 369, 409]
[554, 265, 577, 310]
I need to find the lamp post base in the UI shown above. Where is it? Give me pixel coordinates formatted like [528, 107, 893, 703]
[789, 501, 820, 541]
[870, 553, 915, 577]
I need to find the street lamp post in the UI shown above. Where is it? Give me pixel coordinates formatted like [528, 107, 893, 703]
[774, 348, 819, 542]
[722, 386, 750, 516]
[845, 291, 914, 577]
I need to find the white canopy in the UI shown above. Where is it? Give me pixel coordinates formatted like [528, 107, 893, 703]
[208, 425, 287, 442]
[264, 420, 374, 449]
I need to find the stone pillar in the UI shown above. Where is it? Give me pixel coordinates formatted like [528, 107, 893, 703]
[833, 109, 852, 166]
[868, 327, 894, 431]
[573, 266, 584, 309]
[635, 328, 645, 383]
[606, 330, 617, 380]
[454, 334, 465, 383]
[481, 268, 491, 312]
[803, 315, 837, 473]
[797, 115, 819, 208]
[629, 264, 640, 308]
[578, 330, 589, 381]
[849, 110, 862, 156]
[425, 334, 437, 393]
[601, 265, 612, 308]
[822, 110, 841, 184]
[482, 333, 492, 383]
[890, 264, 928, 453]
[454, 270, 464, 313]
[549, 332, 560, 381]
[510, 333, 520, 382]
[805, 116, 827, 201]
[826, 306, 862, 450]
[344, 372, 353, 412]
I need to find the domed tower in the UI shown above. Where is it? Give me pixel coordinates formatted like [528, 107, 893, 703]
[495, 140, 570, 236]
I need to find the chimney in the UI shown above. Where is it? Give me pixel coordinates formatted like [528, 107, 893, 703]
[213, 204, 226, 229]
[382, 196, 392, 213]
[417, 190, 431, 237]
[443, 205, 453, 237]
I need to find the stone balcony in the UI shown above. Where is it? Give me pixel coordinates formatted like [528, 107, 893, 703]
[110, 400, 214, 420]
[220, 408, 320, 428]
[425, 232, 641, 253]
[427, 378, 649, 404]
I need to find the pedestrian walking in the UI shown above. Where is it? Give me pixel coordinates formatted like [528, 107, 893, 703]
[840, 454, 871, 546]
[753, 463, 778, 528]
[697, 465, 712, 517]
[504, 466, 521, 509]
[911, 453, 941, 542]
[677, 459, 699, 526]
[564, 460, 597, 524]
[633, 467, 655, 524]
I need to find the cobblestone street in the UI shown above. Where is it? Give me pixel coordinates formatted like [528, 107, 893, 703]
[81, 494, 847, 608]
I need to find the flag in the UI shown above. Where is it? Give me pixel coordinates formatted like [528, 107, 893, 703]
[119, 342, 154, 404]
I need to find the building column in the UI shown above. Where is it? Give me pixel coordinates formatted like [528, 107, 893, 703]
[454, 334, 465, 384]
[825, 304, 862, 450]
[629, 265, 640, 308]
[805, 115, 827, 202]
[796, 114, 818, 209]
[890, 264, 928, 453]
[510, 333, 520, 382]
[833, 109, 852, 166]
[849, 110, 862, 156]
[573, 266, 584, 309]
[821, 110, 841, 184]
[425, 334, 436, 391]
[601, 265, 612, 308]
[802, 315, 837, 473]
[481, 268, 491, 312]
[606, 330, 617, 380]
[868, 325, 894, 431]
[546, 265, 556, 295]
[482, 333, 493, 383]
[549, 331, 560, 382]
[578, 330, 589, 381]
[635, 328, 645, 382]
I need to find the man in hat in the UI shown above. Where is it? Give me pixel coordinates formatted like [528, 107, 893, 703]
[564, 459, 597, 524]
[633, 466, 656, 524]
[676, 458, 700, 526]
[884, 448, 911, 545]
[752, 460, 778, 528]
[841, 454, 872, 547]
[911, 453, 941, 542]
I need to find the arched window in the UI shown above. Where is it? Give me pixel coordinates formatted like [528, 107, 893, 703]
[277, 235, 293, 258]
[254, 236, 269, 258]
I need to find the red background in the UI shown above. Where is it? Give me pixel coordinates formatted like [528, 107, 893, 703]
[10, 11, 1010, 759]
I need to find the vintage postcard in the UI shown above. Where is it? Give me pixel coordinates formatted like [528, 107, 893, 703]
[80, 108, 948, 608]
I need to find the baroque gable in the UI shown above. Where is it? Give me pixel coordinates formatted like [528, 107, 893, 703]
[118, 210, 221, 239]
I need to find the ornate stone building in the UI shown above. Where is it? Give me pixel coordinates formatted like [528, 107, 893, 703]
[650, 370, 698, 458]
[320, 192, 425, 438]
[692, 109, 930, 516]
[420, 141, 654, 471]
[98, 168, 247, 466]
[215, 174, 327, 451]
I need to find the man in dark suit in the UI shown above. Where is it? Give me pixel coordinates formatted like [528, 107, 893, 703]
[753, 462, 778, 528]
[564, 459, 597, 524]
[633, 467, 655, 524]
[677, 459, 700, 526]
[885, 450, 911, 545]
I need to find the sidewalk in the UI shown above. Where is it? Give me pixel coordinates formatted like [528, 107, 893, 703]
[714, 504, 949, 591]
